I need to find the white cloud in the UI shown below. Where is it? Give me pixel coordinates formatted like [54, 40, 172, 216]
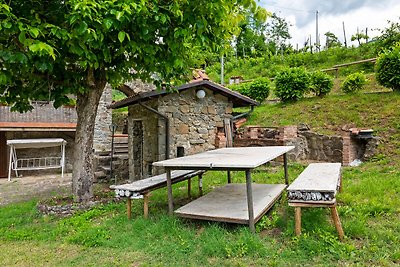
[259, 0, 400, 49]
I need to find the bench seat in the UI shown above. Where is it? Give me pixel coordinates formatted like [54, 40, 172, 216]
[110, 170, 204, 219]
[287, 163, 344, 240]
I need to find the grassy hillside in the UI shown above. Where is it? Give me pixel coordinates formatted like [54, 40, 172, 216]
[207, 44, 377, 83]
[246, 91, 400, 161]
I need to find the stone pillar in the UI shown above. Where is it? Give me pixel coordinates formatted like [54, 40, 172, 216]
[93, 84, 112, 152]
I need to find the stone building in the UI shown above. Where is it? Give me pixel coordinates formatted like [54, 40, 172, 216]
[110, 80, 258, 181]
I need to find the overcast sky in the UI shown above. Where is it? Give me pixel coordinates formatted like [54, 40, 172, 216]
[259, 0, 400, 48]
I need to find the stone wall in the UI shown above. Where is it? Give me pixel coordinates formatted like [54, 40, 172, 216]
[297, 131, 343, 162]
[93, 84, 113, 152]
[128, 100, 159, 181]
[234, 125, 353, 163]
[126, 86, 233, 180]
[158, 87, 232, 158]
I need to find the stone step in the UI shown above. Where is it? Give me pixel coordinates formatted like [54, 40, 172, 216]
[114, 148, 128, 154]
[94, 171, 107, 182]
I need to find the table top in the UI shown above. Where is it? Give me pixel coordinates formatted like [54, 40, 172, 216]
[153, 146, 294, 170]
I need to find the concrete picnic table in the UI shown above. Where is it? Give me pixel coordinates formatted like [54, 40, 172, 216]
[153, 146, 294, 233]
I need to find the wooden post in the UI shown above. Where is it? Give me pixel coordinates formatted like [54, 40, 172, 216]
[143, 193, 149, 218]
[198, 173, 203, 196]
[166, 169, 174, 215]
[188, 178, 191, 198]
[227, 171, 231, 184]
[245, 170, 255, 233]
[127, 198, 132, 220]
[330, 206, 344, 241]
[284, 153, 289, 185]
[295, 207, 301, 236]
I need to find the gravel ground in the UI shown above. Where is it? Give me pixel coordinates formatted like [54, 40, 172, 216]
[0, 173, 72, 206]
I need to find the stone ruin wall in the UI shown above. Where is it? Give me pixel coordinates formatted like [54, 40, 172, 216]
[234, 125, 377, 165]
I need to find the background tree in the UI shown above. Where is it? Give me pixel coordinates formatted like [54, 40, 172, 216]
[375, 18, 400, 52]
[265, 13, 292, 55]
[235, 7, 269, 58]
[324, 31, 341, 49]
[0, 0, 260, 202]
[351, 30, 369, 46]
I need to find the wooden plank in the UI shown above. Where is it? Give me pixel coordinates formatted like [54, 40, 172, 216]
[111, 170, 199, 193]
[175, 183, 286, 224]
[330, 206, 345, 241]
[332, 58, 376, 68]
[287, 163, 341, 193]
[224, 118, 233, 147]
[295, 207, 302, 236]
[288, 200, 336, 207]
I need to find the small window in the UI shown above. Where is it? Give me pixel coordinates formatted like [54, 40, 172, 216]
[177, 147, 185, 158]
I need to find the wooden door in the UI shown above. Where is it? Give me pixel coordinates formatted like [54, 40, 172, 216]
[0, 132, 7, 178]
[132, 121, 143, 181]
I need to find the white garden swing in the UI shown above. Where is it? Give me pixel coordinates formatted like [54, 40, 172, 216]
[7, 138, 66, 181]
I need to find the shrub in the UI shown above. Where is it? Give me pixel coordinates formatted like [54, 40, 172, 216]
[228, 78, 270, 102]
[376, 42, 400, 91]
[245, 78, 270, 102]
[341, 72, 367, 93]
[309, 71, 334, 97]
[274, 67, 309, 102]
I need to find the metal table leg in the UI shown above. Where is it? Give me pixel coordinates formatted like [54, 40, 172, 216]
[166, 168, 174, 215]
[284, 153, 289, 185]
[245, 169, 255, 233]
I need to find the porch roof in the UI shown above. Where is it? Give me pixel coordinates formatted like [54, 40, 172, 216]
[109, 80, 259, 109]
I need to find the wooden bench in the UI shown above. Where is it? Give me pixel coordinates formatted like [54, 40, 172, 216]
[287, 163, 344, 240]
[110, 170, 204, 219]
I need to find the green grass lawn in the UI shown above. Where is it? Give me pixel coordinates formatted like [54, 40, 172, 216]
[2, 87, 400, 266]
[1, 161, 400, 266]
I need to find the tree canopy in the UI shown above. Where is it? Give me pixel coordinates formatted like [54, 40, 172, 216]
[0, 0, 264, 202]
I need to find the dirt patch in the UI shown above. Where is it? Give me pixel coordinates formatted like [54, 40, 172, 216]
[0, 173, 72, 206]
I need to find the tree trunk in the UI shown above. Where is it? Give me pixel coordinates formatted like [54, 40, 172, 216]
[72, 81, 106, 203]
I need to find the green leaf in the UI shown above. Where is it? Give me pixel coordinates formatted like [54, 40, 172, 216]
[77, 21, 88, 35]
[3, 21, 12, 29]
[18, 31, 26, 44]
[115, 11, 124, 21]
[104, 18, 113, 30]
[118, 31, 126, 43]
[29, 43, 40, 52]
[29, 28, 39, 38]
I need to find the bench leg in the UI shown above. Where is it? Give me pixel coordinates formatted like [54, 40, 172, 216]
[227, 171, 231, 184]
[295, 207, 302, 236]
[330, 206, 344, 241]
[143, 193, 149, 218]
[198, 174, 203, 196]
[127, 198, 132, 220]
[188, 178, 191, 198]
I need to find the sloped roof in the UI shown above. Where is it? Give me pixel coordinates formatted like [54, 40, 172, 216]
[110, 80, 259, 109]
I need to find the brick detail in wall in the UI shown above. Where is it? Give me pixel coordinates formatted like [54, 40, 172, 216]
[342, 130, 358, 166]
[277, 125, 298, 141]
